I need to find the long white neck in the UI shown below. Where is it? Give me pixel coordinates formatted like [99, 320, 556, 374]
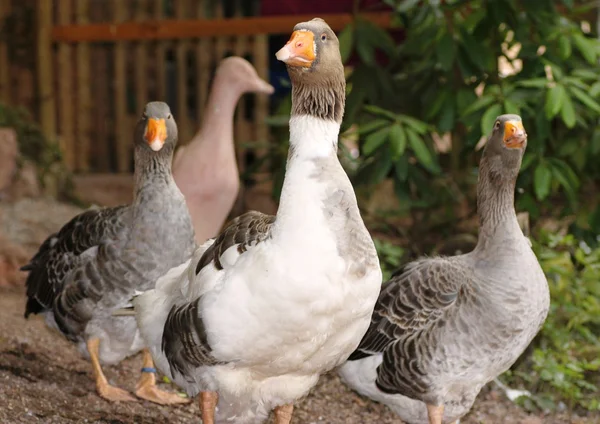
[273, 115, 341, 239]
[289, 115, 340, 159]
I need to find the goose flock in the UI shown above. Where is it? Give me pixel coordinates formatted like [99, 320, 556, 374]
[20, 17, 550, 424]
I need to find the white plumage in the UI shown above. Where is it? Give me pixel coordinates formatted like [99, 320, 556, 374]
[132, 18, 382, 423]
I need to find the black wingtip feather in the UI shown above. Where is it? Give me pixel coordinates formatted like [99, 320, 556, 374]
[347, 349, 372, 361]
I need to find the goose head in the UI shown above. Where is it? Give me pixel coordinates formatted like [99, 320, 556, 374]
[481, 114, 527, 180]
[135, 102, 178, 153]
[276, 18, 345, 123]
[216, 56, 274, 95]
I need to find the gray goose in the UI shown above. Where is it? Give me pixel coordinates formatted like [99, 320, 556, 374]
[123, 18, 382, 424]
[339, 115, 550, 424]
[22, 102, 196, 404]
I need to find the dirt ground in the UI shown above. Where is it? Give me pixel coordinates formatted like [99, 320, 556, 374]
[1, 288, 598, 424]
[0, 199, 599, 424]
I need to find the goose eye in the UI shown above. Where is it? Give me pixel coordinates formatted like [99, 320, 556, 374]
[167, 114, 172, 120]
[321, 33, 327, 41]
[494, 121, 500, 129]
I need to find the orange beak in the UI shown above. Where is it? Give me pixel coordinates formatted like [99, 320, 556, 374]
[275, 30, 316, 67]
[503, 120, 527, 149]
[144, 118, 167, 151]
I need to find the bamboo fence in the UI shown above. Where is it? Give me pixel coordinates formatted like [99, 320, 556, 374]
[0, 0, 391, 173]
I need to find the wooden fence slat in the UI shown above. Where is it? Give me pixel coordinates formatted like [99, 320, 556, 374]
[113, 1, 129, 172]
[57, 0, 75, 171]
[213, 1, 227, 62]
[51, 12, 393, 42]
[195, 0, 211, 129]
[175, 0, 190, 142]
[0, 1, 11, 104]
[90, 1, 110, 171]
[135, 0, 148, 115]
[76, 0, 92, 172]
[253, 33, 269, 163]
[37, 0, 56, 141]
[154, 0, 167, 101]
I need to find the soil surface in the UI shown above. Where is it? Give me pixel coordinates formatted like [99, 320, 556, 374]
[0, 198, 598, 424]
[1, 288, 597, 424]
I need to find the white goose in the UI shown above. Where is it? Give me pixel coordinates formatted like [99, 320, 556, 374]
[126, 18, 382, 424]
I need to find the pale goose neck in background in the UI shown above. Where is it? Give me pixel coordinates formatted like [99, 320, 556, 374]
[196, 71, 241, 156]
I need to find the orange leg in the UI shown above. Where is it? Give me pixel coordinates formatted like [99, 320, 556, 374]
[274, 403, 294, 424]
[135, 349, 190, 405]
[199, 391, 219, 424]
[87, 338, 136, 402]
[426, 403, 444, 424]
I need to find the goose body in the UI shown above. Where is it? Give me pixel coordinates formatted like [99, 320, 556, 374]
[339, 115, 550, 424]
[131, 19, 381, 424]
[23, 102, 196, 404]
[173, 57, 274, 243]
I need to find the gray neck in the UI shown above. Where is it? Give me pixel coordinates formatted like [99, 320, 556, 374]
[133, 144, 176, 203]
[475, 155, 520, 243]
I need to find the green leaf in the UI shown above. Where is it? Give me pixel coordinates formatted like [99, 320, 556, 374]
[436, 32, 455, 71]
[560, 94, 576, 128]
[589, 81, 600, 98]
[362, 126, 390, 155]
[264, 115, 290, 127]
[517, 78, 550, 89]
[406, 128, 439, 174]
[558, 35, 572, 60]
[534, 162, 552, 200]
[426, 90, 450, 120]
[364, 104, 397, 120]
[394, 156, 409, 181]
[572, 68, 599, 81]
[396, 0, 420, 13]
[400, 115, 429, 134]
[503, 98, 520, 115]
[480, 104, 502, 135]
[572, 33, 597, 65]
[338, 24, 354, 64]
[388, 123, 407, 160]
[545, 84, 566, 119]
[356, 40, 375, 66]
[548, 158, 580, 191]
[438, 99, 455, 133]
[549, 160, 578, 205]
[461, 95, 496, 117]
[568, 85, 600, 115]
[357, 119, 388, 135]
[459, 27, 491, 70]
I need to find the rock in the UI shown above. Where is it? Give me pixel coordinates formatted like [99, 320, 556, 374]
[519, 417, 543, 424]
[4, 160, 41, 201]
[0, 128, 18, 195]
[0, 233, 28, 288]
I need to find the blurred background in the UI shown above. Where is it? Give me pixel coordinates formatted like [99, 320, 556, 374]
[0, 0, 599, 423]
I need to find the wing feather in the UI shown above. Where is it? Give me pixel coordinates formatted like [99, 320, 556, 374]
[23, 206, 129, 318]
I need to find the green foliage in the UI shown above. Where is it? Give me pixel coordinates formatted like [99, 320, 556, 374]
[342, 0, 600, 218]
[373, 238, 406, 281]
[505, 232, 600, 412]
[0, 102, 74, 200]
